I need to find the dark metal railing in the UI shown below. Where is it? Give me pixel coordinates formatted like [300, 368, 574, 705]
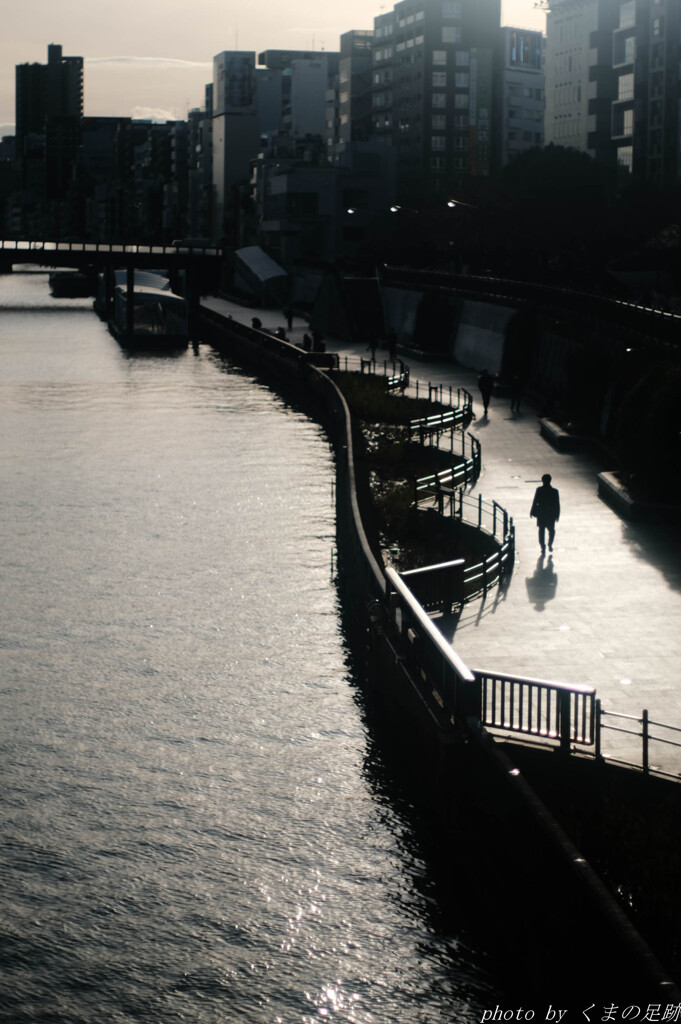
[596, 702, 681, 777]
[477, 669, 596, 752]
[338, 355, 473, 409]
[408, 406, 471, 442]
[426, 490, 515, 600]
[414, 433, 481, 502]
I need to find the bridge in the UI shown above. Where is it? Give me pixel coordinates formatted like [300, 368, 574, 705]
[0, 238, 224, 338]
[0, 238, 223, 270]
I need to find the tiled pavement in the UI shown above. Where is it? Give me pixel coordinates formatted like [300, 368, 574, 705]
[202, 297, 681, 774]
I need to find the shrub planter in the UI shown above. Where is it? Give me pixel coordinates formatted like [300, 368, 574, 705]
[597, 471, 681, 523]
[539, 418, 592, 453]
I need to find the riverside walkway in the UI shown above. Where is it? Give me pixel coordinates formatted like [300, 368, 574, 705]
[201, 296, 681, 775]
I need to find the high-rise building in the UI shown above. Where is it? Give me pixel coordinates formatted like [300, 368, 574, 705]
[338, 31, 374, 146]
[369, 0, 502, 201]
[544, 0, 681, 188]
[499, 27, 545, 166]
[15, 43, 83, 206]
[212, 51, 260, 240]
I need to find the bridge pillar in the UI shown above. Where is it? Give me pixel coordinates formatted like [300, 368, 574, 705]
[126, 265, 135, 338]
[104, 265, 114, 319]
[184, 265, 201, 343]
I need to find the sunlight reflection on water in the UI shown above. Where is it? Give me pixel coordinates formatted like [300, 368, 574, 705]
[0, 271, 499, 1022]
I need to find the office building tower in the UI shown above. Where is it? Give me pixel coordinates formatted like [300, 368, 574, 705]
[370, 0, 502, 200]
[212, 51, 260, 240]
[499, 27, 545, 166]
[15, 43, 83, 214]
[544, 0, 680, 187]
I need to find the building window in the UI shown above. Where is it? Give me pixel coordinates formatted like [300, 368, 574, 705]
[619, 1, 635, 29]
[431, 156, 446, 169]
[454, 136, 468, 150]
[432, 71, 447, 86]
[431, 135, 446, 150]
[432, 114, 446, 129]
[433, 50, 447, 65]
[454, 93, 468, 108]
[442, 26, 461, 43]
[432, 92, 446, 108]
[455, 51, 470, 66]
[618, 73, 634, 100]
[455, 72, 469, 87]
[454, 112, 468, 126]
[442, 1, 462, 18]
[617, 144, 633, 172]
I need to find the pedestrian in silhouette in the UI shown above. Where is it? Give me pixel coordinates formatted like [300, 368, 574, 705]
[251, 316, 262, 330]
[510, 375, 523, 413]
[478, 369, 494, 415]
[530, 474, 560, 554]
[284, 306, 293, 330]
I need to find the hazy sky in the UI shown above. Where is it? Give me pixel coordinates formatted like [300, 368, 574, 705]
[0, 0, 545, 135]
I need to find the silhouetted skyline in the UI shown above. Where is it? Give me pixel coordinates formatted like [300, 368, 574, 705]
[0, 0, 544, 133]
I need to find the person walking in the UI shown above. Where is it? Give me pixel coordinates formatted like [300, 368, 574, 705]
[478, 369, 494, 415]
[530, 473, 560, 554]
[510, 375, 523, 413]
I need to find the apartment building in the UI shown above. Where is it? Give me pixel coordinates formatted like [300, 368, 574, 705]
[499, 27, 545, 165]
[15, 44, 84, 208]
[544, 0, 681, 187]
[370, 0, 502, 200]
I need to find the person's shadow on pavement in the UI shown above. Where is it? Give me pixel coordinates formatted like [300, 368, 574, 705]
[525, 554, 558, 611]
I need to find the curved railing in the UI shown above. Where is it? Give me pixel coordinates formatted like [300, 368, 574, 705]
[336, 359, 511, 602]
[413, 433, 481, 502]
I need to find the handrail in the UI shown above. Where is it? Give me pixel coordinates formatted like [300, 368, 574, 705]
[337, 355, 472, 409]
[597, 703, 681, 776]
[386, 566, 480, 724]
[408, 404, 471, 441]
[414, 433, 481, 500]
[477, 668, 596, 752]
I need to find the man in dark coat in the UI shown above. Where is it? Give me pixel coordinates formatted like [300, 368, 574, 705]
[530, 473, 560, 554]
[478, 369, 494, 415]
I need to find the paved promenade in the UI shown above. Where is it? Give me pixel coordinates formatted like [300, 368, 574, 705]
[202, 297, 681, 774]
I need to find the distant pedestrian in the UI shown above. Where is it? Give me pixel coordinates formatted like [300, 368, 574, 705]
[530, 473, 560, 555]
[478, 369, 494, 415]
[510, 375, 523, 413]
[251, 316, 262, 330]
[386, 331, 397, 362]
[284, 306, 293, 330]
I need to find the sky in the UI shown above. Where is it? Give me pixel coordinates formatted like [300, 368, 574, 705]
[0, 0, 546, 136]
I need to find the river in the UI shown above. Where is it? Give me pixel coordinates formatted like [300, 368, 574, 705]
[0, 269, 503, 1022]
